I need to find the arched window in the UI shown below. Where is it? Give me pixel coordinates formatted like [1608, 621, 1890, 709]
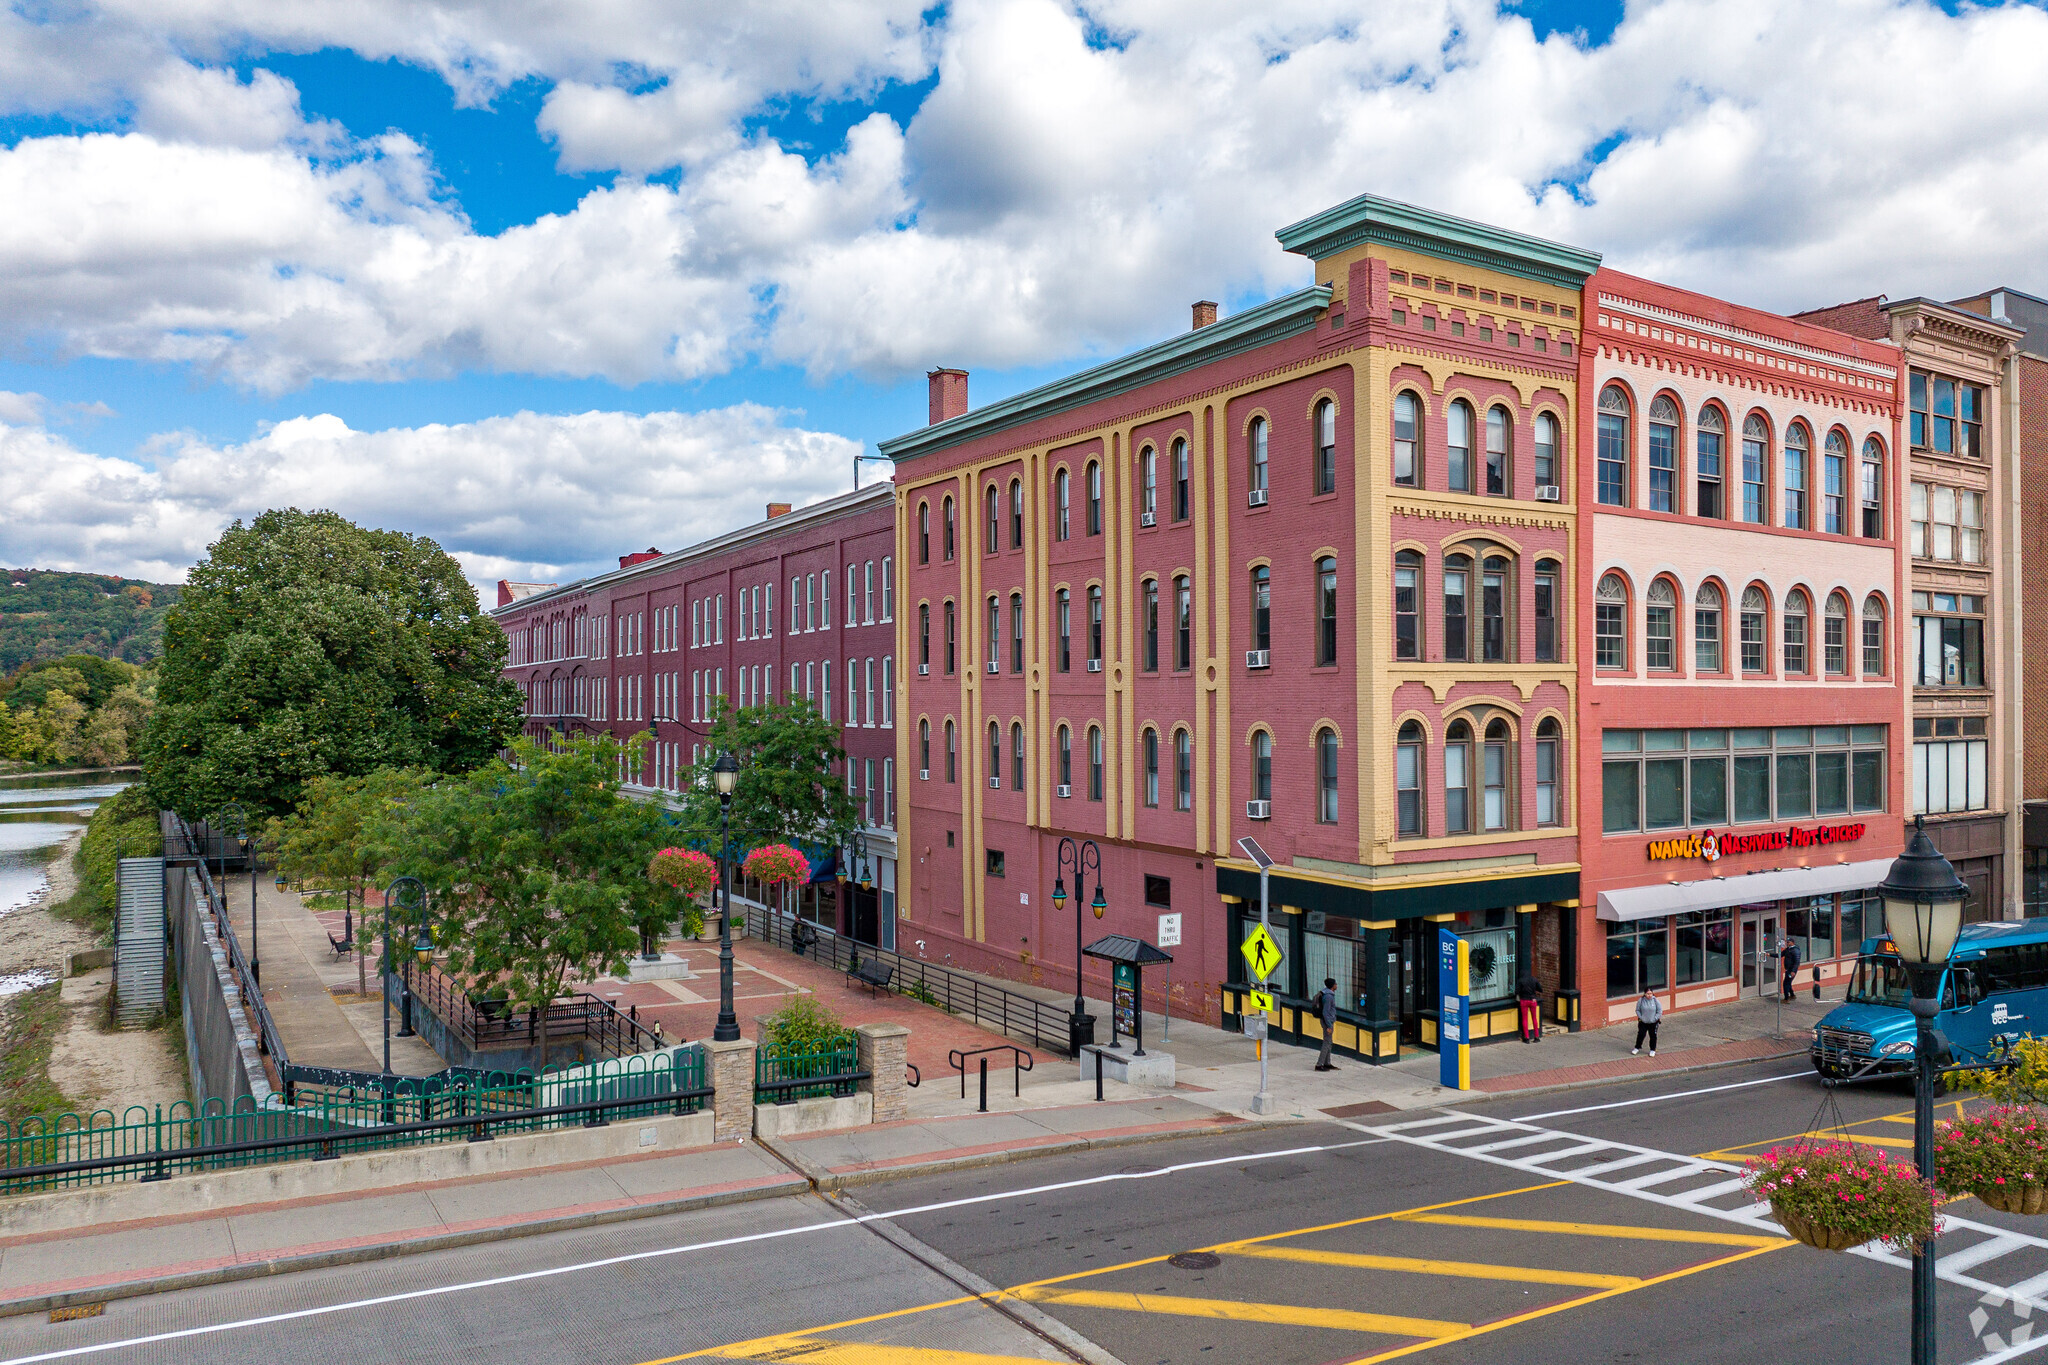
[1784, 425, 1810, 529]
[1252, 730, 1273, 803]
[919, 719, 931, 777]
[1597, 385, 1630, 506]
[1012, 721, 1026, 791]
[1055, 588, 1071, 673]
[986, 595, 1000, 672]
[1824, 591, 1850, 676]
[1174, 575, 1192, 671]
[1783, 589, 1810, 674]
[918, 602, 930, 670]
[1142, 727, 1160, 807]
[985, 484, 1000, 552]
[1174, 728, 1193, 810]
[987, 721, 1001, 786]
[1481, 555, 1509, 662]
[1317, 727, 1341, 823]
[1010, 477, 1024, 548]
[1057, 724, 1072, 791]
[1595, 572, 1628, 669]
[1645, 578, 1677, 671]
[1140, 446, 1158, 522]
[1483, 719, 1512, 831]
[1533, 411, 1559, 493]
[1485, 405, 1511, 496]
[1740, 586, 1769, 673]
[945, 720, 957, 783]
[1393, 551, 1421, 659]
[1445, 554, 1473, 663]
[1316, 556, 1339, 666]
[1823, 431, 1849, 534]
[1534, 558, 1559, 662]
[1141, 578, 1160, 673]
[1396, 721, 1424, 835]
[1172, 437, 1191, 521]
[1249, 565, 1272, 655]
[1860, 437, 1885, 538]
[1010, 592, 1024, 674]
[1647, 395, 1678, 513]
[1446, 399, 1474, 493]
[1444, 720, 1472, 833]
[1248, 417, 1269, 502]
[1862, 594, 1887, 676]
[1696, 406, 1726, 518]
[1086, 460, 1102, 536]
[1088, 725, 1104, 801]
[1741, 415, 1769, 524]
[1055, 469, 1070, 541]
[942, 496, 955, 560]
[943, 599, 956, 674]
[1393, 391, 1420, 486]
[1087, 586, 1103, 667]
[1314, 398, 1337, 495]
[1694, 583, 1724, 673]
[1535, 717, 1562, 825]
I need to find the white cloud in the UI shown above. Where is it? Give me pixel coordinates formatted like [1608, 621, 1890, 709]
[0, 405, 863, 589]
[3, 0, 2048, 394]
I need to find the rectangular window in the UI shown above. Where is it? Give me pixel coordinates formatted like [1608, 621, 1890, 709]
[1174, 577, 1191, 671]
[1597, 412, 1626, 505]
[881, 557, 893, 620]
[987, 596, 1000, 672]
[1915, 735, 1988, 814]
[1394, 561, 1418, 660]
[1674, 910, 1733, 987]
[1481, 564, 1506, 663]
[1916, 612, 1985, 687]
[1647, 420, 1674, 512]
[1825, 608, 1846, 675]
[1142, 581, 1159, 672]
[1144, 729, 1159, 808]
[1536, 733, 1558, 825]
[1783, 446, 1807, 529]
[1089, 728, 1104, 801]
[1823, 452, 1845, 534]
[1742, 434, 1766, 524]
[1397, 738, 1422, 835]
[864, 562, 875, 624]
[1088, 588, 1104, 666]
[1775, 752, 1812, 818]
[820, 573, 830, 629]
[1010, 596, 1024, 674]
[1606, 919, 1669, 999]
[847, 565, 858, 627]
[1863, 613, 1884, 678]
[1594, 598, 1622, 669]
[1445, 565, 1469, 662]
[1534, 567, 1556, 663]
[1604, 728, 1881, 830]
[1482, 739, 1508, 831]
[1057, 592, 1071, 672]
[1697, 429, 1723, 518]
[1445, 741, 1470, 834]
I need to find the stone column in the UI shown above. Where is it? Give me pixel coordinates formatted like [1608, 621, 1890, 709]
[706, 1037, 757, 1142]
[856, 1021, 911, 1124]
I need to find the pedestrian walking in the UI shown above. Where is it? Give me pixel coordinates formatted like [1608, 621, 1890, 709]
[1631, 990, 1661, 1057]
[1314, 978, 1339, 1071]
[1780, 939, 1801, 1002]
[1516, 972, 1542, 1043]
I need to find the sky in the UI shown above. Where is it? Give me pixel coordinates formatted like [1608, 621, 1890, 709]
[1, 0, 2041, 596]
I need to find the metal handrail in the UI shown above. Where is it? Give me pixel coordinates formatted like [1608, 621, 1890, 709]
[178, 815, 290, 1070]
[948, 1045, 1033, 1099]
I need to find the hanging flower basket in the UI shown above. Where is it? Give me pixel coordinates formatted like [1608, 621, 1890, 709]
[649, 847, 716, 900]
[1934, 1107, 2048, 1215]
[744, 843, 811, 888]
[1743, 1141, 1939, 1253]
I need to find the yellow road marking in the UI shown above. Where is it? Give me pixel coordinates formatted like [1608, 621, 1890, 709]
[1837, 1133, 1915, 1149]
[1395, 1213, 1788, 1249]
[685, 1339, 1058, 1364]
[1012, 1287, 1465, 1338]
[1224, 1244, 1638, 1289]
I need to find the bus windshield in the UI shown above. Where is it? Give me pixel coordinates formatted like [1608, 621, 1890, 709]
[1846, 955, 1913, 1008]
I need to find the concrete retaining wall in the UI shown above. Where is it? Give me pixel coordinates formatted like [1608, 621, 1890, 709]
[0, 1110, 715, 1239]
[168, 864, 275, 1111]
[753, 1092, 872, 1138]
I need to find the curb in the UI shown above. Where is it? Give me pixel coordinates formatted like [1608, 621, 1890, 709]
[0, 1170, 809, 1320]
[762, 1115, 1305, 1192]
[1455, 1044, 1810, 1106]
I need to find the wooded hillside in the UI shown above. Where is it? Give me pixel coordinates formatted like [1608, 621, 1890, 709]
[0, 569, 179, 674]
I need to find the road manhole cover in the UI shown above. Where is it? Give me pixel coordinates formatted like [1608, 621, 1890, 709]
[1167, 1252, 1222, 1270]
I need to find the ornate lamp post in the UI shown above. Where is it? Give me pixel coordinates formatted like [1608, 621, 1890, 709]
[378, 875, 432, 1110]
[1877, 814, 1968, 1365]
[1052, 838, 1105, 1056]
[712, 751, 742, 1043]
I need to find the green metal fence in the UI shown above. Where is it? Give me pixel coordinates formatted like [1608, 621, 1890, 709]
[754, 1036, 864, 1104]
[0, 1049, 708, 1196]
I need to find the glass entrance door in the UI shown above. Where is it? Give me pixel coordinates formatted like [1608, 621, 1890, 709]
[1741, 913, 1779, 994]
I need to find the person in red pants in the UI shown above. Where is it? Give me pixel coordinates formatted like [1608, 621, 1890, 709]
[1516, 972, 1542, 1043]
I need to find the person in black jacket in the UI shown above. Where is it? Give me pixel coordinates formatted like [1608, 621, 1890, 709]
[1780, 939, 1801, 1002]
[1314, 979, 1339, 1071]
[1516, 972, 1541, 1043]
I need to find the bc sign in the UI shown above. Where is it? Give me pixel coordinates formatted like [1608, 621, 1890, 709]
[1438, 927, 1471, 1091]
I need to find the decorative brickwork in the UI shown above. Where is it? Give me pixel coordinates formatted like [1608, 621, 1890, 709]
[856, 1021, 912, 1124]
[706, 1037, 757, 1143]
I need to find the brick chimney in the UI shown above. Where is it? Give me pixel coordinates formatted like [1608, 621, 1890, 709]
[495, 579, 513, 608]
[928, 368, 969, 425]
[766, 502, 792, 519]
[618, 547, 662, 568]
[1192, 300, 1218, 329]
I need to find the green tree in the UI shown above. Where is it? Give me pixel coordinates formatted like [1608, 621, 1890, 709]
[271, 765, 431, 990]
[142, 508, 524, 819]
[676, 699, 862, 858]
[0, 701, 22, 760]
[31, 692, 86, 766]
[386, 734, 669, 1065]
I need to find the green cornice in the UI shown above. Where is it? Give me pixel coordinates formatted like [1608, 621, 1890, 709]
[1276, 193, 1600, 289]
[877, 285, 1333, 465]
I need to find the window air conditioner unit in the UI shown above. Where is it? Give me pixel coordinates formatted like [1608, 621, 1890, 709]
[1248, 489, 1268, 507]
[1245, 649, 1270, 669]
[987, 661, 999, 674]
[918, 663, 929, 676]
[919, 769, 930, 781]
[1535, 485, 1561, 502]
[989, 776, 1000, 789]
[1140, 511, 1157, 528]
[1057, 784, 1072, 798]
[1086, 659, 1103, 673]
[1246, 799, 1272, 820]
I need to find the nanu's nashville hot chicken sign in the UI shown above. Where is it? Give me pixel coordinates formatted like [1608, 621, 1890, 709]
[1645, 822, 1868, 864]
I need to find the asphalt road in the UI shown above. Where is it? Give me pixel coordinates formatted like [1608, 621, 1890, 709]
[3, 1060, 2033, 1365]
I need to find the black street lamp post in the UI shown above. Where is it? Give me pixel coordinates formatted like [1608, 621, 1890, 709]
[379, 875, 432, 1115]
[213, 803, 253, 984]
[1051, 838, 1106, 1056]
[712, 751, 741, 1043]
[1877, 814, 1969, 1365]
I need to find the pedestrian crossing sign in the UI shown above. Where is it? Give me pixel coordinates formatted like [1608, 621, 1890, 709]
[1240, 924, 1283, 982]
[1247, 989, 1274, 1014]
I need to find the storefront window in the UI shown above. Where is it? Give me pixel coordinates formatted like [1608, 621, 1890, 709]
[1607, 918, 1668, 998]
[1675, 909, 1733, 986]
[1304, 914, 1369, 1014]
[1604, 725, 1885, 832]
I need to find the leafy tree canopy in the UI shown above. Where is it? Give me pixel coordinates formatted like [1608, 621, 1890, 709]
[142, 508, 523, 819]
[1, 654, 138, 709]
[0, 570, 177, 674]
[674, 699, 862, 857]
[269, 766, 431, 910]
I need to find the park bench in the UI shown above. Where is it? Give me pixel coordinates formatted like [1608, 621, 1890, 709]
[847, 959, 894, 996]
[325, 930, 352, 958]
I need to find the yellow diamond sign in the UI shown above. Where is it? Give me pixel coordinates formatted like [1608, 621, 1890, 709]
[1240, 923, 1283, 982]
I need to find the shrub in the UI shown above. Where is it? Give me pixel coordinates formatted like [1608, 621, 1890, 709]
[63, 783, 163, 933]
[1744, 1141, 1939, 1252]
[759, 996, 853, 1057]
[1934, 1107, 2048, 1212]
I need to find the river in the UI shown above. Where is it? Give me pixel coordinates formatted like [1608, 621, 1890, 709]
[0, 768, 131, 921]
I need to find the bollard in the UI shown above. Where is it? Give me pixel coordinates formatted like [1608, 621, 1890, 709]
[978, 1057, 989, 1113]
[1094, 1048, 1104, 1101]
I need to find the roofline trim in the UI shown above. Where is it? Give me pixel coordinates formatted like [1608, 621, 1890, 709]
[1275, 192, 1601, 288]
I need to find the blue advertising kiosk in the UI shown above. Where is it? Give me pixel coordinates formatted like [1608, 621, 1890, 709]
[1438, 926, 1471, 1090]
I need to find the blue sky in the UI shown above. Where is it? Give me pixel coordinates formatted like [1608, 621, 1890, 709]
[0, 0, 2041, 589]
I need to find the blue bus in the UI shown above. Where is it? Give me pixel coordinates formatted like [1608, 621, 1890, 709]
[1811, 918, 2048, 1082]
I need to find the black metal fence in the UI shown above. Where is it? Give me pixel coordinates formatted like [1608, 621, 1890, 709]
[408, 961, 666, 1058]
